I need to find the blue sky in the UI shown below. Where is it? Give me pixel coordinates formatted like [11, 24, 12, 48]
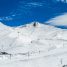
[0, 0, 67, 26]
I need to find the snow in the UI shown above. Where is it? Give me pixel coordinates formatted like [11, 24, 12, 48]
[0, 22, 67, 67]
[46, 13, 67, 26]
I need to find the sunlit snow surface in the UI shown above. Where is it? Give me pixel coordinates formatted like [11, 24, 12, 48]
[0, 22, 67, 67]
[46, 13, 67, 26]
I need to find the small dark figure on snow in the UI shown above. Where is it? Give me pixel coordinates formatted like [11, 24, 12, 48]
[33, 22, 36, 27]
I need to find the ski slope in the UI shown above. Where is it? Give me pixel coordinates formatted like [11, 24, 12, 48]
[0, 22, 67, 67]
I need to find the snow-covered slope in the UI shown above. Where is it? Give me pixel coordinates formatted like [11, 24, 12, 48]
[45, 13, 67, 26]
[0, 22, 67, 67]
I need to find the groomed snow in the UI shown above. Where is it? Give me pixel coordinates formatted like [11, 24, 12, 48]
[0, 22, 67, 67]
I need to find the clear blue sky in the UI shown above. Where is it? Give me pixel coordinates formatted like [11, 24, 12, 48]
[0, 0, 67, 26]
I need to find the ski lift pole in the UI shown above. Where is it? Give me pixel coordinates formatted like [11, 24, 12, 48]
[28, 52, 30, 60]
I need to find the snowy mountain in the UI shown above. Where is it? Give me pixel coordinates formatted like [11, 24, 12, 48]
[0, 22, 67, 67]
[45, 13, 67, 26]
